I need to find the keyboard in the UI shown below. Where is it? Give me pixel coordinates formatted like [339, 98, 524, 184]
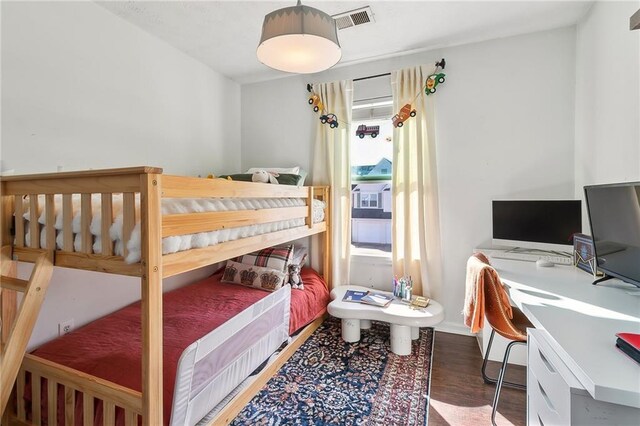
[474, 248, 574, 265]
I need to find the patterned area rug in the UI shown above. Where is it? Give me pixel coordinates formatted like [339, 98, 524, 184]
[231, 317, 434, 426]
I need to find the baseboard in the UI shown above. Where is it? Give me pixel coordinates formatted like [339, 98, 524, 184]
[434, 321, 474, 336]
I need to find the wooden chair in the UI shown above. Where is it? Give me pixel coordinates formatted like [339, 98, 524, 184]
[477, 261, 533, 426]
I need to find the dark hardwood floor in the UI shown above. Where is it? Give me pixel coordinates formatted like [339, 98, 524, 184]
[429, 331, 527, 426]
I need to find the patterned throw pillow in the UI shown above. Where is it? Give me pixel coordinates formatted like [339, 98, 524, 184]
[237, 244, 293, 273]
[221, 260, 286, 292]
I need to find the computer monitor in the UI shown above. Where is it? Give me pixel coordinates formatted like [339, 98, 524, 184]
[492, 200, 582, 252]
[584, 182, 640, 288]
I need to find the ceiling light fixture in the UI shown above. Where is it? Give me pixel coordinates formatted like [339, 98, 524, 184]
[257, 0, 341, 74]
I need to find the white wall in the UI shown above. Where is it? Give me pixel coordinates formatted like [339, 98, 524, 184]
[1, 1, 240, 347]
[1, 1, 241, 177]
[241, 27, 577, 333]
[574, 1, 640, 216]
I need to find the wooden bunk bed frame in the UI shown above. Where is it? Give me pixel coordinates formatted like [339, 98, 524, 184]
[0, 166, 332, 426]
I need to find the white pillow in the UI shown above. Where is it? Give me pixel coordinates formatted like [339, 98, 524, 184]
[246, 166, 300, 175]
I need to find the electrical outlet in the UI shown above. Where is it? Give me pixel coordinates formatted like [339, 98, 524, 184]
[58, 319, 74, 336]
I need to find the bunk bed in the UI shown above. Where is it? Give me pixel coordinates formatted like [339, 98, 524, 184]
[0, 166, 332, 426]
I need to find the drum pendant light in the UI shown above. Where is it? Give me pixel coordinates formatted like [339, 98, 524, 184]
[257, 0, 341, 74]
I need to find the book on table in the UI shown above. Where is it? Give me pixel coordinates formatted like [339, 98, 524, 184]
[342, 289, 368, 303]
[615, 332, 640, 364]
[361, 292, 394, 307]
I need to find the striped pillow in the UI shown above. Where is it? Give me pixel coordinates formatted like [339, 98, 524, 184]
[237, 244, 293, 273]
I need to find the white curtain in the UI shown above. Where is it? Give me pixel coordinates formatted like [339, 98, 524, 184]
[311, 80, 353, 287]
[391, 65, 443, 297]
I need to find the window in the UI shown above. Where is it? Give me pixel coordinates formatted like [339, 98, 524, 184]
[359, 193, 380, 208]
[350, 87, 393, 255]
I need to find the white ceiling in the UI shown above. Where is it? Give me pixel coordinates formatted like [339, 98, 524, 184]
[97, 1, 593, 84]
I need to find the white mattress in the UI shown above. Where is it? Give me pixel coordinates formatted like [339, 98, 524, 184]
[22, 194, 325, 263]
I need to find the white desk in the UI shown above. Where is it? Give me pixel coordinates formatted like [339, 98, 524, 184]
[492, 259, 640, 423]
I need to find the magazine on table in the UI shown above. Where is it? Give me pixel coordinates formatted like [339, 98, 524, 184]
[342, 289, 368, 303]
[360, 292, 394, 307]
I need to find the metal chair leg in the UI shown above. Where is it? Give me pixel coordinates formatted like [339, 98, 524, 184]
[491, 340, 527, 426]
[482, 329, 526, 390]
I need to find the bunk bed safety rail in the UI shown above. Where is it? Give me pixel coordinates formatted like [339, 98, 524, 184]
[1, 167, 154, 276]
[1, 169, 329, 278]
[17, 354, 142, 426]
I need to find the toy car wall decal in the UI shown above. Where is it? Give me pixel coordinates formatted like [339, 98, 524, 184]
[320, 113, 339, 128]
[425, 73, 446, 95]
[392, 104, 416, 128]
[308, 94, 323, 112]
[355, 125, 379, 138]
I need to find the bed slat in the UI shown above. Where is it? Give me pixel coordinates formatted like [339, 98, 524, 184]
[45, 194, 56, 250]
[14, 195, 24, 247]
[163, 222, 326, 278]
[101, 193, 113, 255]
[22, 354, 143, 413]
[162, 206, 308, 237]
[124, 410, 138, 426]
[62, 194, 73, 251]
[29, 195, 40, 249]
[64, 386, 75, 426]
[32, 373, 41, 425]
[122, 192, 135, 259]
[2, 174, 145, 196]
[162, 175, 308, 198]
[0, 276, 28, 292]
[81, 194, 92, 253]
[83, 393, 94, 426]
[16, 368, 25, 421]
[104, 401, 116, 426]
[48, 379, 57, 425]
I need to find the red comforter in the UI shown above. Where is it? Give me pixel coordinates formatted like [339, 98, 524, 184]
[30, 267, 329, 424]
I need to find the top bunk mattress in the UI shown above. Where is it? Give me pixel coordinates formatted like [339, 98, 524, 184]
[21, 194, 326, 263]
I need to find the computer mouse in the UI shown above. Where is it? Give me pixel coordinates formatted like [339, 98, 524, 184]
[536, 259, 555, 268]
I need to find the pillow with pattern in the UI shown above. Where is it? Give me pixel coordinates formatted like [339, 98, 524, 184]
[221, 260, 287, 292]
[237, 244, 293, 273]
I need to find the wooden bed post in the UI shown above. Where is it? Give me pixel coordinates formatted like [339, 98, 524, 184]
[323, 187, 332, 290]
[140, 173, 163, 426]
[1, 187, 17, 344]
[1, 187, 18, 423]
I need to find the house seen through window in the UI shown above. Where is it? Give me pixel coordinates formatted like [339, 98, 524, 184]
[350, 89, 393, 255]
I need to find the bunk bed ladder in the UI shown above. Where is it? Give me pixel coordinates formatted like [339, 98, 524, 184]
[0, 246, 53, 417]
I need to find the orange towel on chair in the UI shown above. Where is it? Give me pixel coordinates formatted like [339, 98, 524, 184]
[463, 253, 513, 333]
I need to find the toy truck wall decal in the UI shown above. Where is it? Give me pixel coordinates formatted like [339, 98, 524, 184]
[308, 94, 323, 112]
[392, 104, 417, 128]
[355, 125, 380, 138]
[319, 113, 339, 128]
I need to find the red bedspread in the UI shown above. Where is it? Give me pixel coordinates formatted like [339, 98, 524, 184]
[289, 267, 331, 333]
[30, 267, 329, 424]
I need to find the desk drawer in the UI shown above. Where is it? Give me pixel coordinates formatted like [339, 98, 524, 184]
[528, 368, 564, 426]
[528, 330, 584, 425]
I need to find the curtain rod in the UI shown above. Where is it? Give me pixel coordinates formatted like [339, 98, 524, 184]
[306, 58, 445, 92]
[354, 72, 390, 82]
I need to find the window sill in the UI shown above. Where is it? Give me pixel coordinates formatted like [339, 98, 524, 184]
[350, 247, 392, 265]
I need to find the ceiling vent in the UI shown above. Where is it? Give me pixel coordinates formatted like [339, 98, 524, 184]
[332, 6, 374, 31]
